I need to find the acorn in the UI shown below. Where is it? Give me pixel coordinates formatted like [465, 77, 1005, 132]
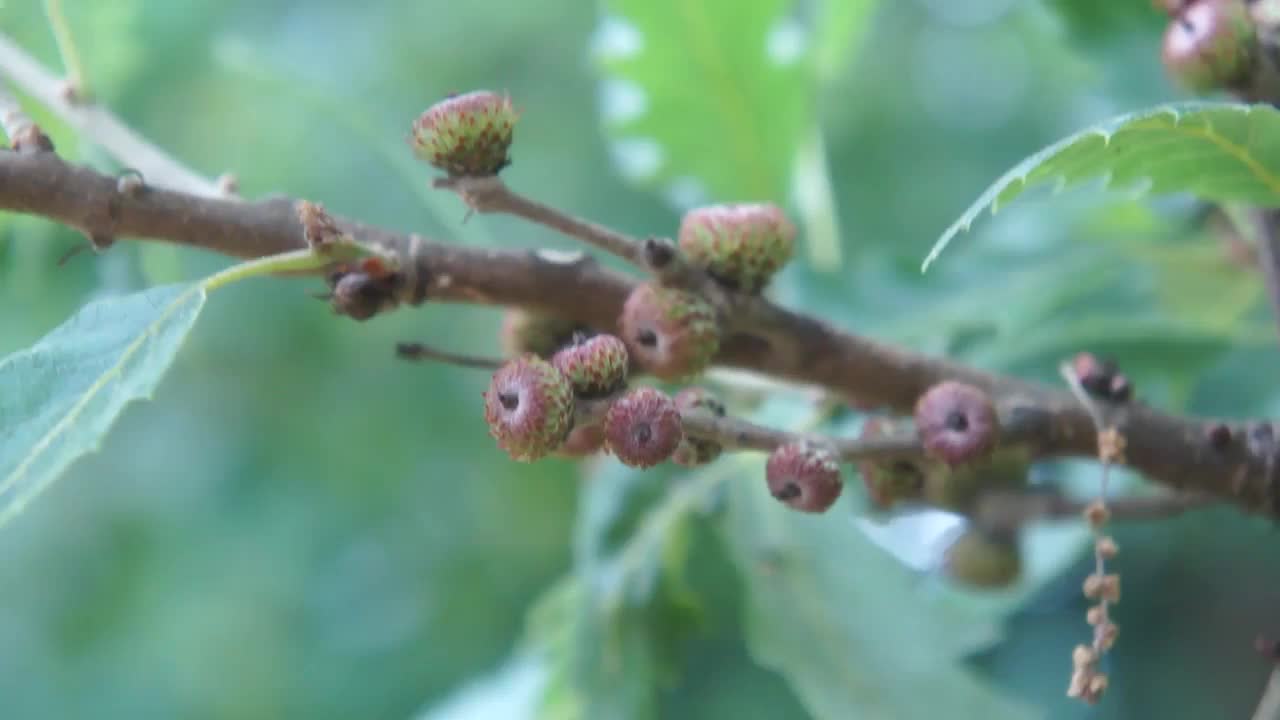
[551, 333, 629, 398]
[499, 310, 585, 359]
[604, 387, 684, 468]
[678, 203, 796, 293]
[855, 417, 927, 510]
[765, 441, 843, 513]
[914, 381, 999, 466]
[410, 90, 519, 177]
[1162, 0, 1257, 93]
[618, 283, 720, 381]
[483, 354, 574, 462]
[671, 387, 726, 467]
[944, 528, 1022, 589]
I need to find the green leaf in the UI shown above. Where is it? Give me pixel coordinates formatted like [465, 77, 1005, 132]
[720, 465, 1041, 720]
[0, 284, 206, 527]
[813, 0, 878, 81]
[923, 103, 1280, 271]
[525, 460, 724, 720]
[594, 0, 813, 203]
[0, 248, 335, 528]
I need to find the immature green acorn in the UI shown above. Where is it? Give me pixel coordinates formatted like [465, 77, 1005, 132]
[551, 333, 629, 398]
[671, 386, 726, 467]
[765, 441, 843, 513]
[1162, 0, 1257, 93]
[411, 90, 519, 177]
[499, 310, 584, 359]
[483, 354, 574, 462]
[604, 387, 684, 468]
[856, 417, 927, 510]
[619, 283, 720, 381]
[943, 528, 1022, 589]
[678, 203, 796, 293]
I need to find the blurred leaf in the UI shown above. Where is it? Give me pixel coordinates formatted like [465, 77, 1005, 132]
[525, 461, 725, 719]
[813, 0, 879, 81]
[1042, 0, 1164, 48]
[924, 103, 1280, 271]
[0, 283, 206, 528]
[594, 0, 813, 203]
[708, 397, 1039, 720]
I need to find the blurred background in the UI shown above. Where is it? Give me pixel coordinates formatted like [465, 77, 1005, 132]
[2, 0, 1280, 718]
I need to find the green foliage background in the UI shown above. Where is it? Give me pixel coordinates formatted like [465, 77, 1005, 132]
[2, 1, 1280, 718]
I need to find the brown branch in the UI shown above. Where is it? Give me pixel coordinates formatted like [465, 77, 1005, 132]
[1, 40, 1278, 518]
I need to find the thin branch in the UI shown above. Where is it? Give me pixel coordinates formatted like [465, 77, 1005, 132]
[0, 33, 221, 197]
[1, 36, 1279, 518]
[395, 342, 504, 370]
[42, 0, 87, 100]
[975, 490, 1214, 533]
[436, 175, 647, 265]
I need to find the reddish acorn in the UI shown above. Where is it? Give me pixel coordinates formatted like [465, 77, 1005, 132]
[678, 203, 797, 292]
[499, 310, 585, 359]
[483, 354, 575, 462]
[604, 387, 684, 468]
[1162, 0, 1257, 93]
[765, 441, 843, 513]
[557, 422, 606, 458]
[914, 381, 999, 466]
[410, 90, 519, 177]
[671, 387, 726, 467]
[551, 333, 629, 397]
[855, 417, 927, 510]
[619, 283, 720, 381]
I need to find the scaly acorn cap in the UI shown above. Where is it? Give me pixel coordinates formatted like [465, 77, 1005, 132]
[678, 203, 796, 293]
[551, 333, 629, 398]
[483, 354, 574, 462]
[914, 381, 999, 466]
[765, 441, 843, 513]
[411, 90, 519, 177]
[1162, 0, 1257, 93]
[604, 387, 684, 468]
[618, 283, 720, 381]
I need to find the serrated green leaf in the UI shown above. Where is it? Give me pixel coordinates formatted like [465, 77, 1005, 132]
[0, 248, 335, 528]
[0, 284, 206, 528]
[923, 103, 1280, 271]
[595, 0, 812, 203]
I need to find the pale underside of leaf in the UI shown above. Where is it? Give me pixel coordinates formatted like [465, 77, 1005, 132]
[923, 103, 1280, 271]
[0, 284, 207, 527]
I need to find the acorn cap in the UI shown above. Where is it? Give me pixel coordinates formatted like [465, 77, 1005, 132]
[483, 354, 575, 462]
[618, 284, 720, 381]
[1162, 0, 1257, 93]
[551, 333, 629, 397]
[604, 387, 684, 468]
[914, 381, 999, 466]
[678, 203, 796, 293]
[855, 417, 927, 510]
[765, 441, 843, 513]
[411, 90, 519, 177]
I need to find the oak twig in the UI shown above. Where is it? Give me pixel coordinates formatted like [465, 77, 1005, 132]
[0, 34, 1279, 518]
